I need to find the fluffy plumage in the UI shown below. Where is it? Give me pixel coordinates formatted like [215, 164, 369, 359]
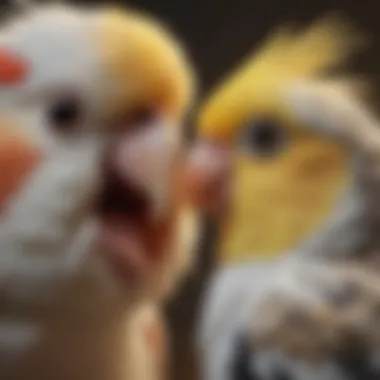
[194, 16, 380, 380]
[0, 4, 198, 380]
[197, 17, 364, 263]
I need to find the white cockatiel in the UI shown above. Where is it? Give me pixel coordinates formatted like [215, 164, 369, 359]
[0, 3, 199, 380]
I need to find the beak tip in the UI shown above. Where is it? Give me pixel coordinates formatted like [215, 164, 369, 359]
[183, 140, 231, 215]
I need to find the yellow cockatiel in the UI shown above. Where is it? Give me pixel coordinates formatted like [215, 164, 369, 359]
[189, 17, 380, 380]
[0, 3, 199, 380]
[190, 17, 362, 264]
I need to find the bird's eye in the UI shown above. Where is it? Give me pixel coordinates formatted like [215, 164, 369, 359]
[240, 119, 286, 157]
[47, 96, 84, 133]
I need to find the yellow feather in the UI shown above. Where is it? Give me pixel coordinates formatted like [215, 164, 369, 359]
[220, 136, 349, 263]
[198, 16, 364, 142]
[96, 7, 196, 121]
[197, 16, 365, 264]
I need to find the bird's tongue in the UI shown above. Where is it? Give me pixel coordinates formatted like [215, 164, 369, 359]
[99, 221, 150, 282]
[97, 130, 154, 282]
[97, 119, 177, 283]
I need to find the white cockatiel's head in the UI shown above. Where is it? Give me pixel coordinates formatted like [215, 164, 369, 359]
[0, 3, 197, 315]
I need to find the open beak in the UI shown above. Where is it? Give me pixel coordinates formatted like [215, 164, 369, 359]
[0, 124, 42, 215]
[96, 115, 181, 282]
[112, 116, 179, 211]
[183, 140, 232, 216]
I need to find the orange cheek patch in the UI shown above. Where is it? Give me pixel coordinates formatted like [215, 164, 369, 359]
[0, 49, 28, 85]
[0, 127, 42, 213]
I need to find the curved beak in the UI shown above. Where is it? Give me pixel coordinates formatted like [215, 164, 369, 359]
[113, 117, 178, 191]
[182, 140, 232, 216]
[98, 116, 183, 274]
[110, 116, 180, 216]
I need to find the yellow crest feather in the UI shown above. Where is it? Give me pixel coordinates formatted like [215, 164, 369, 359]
[97, 7, 196, 120]
[199, 16, 364, 142]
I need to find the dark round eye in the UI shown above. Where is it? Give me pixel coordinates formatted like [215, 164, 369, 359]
[48, 96, 83, 133]
[240, 119, 286, 157]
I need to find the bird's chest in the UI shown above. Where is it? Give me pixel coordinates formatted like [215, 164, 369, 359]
[0, 313, 129, 380]
[0, 277, 129, 380]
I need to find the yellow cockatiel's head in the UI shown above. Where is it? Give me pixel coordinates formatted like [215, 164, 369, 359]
[192, 17, 364, 264]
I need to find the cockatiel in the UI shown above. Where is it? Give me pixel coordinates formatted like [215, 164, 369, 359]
[0, 3, 199, 380]
[187, 18, 380, 380]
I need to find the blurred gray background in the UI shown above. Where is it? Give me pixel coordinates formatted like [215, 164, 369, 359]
[2, 0, 380, 379]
